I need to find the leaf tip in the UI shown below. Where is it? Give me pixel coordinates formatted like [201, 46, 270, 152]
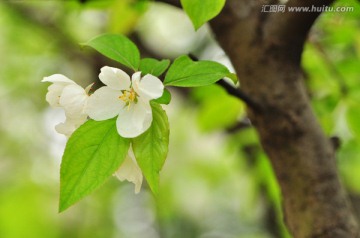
[58, 201, 69, 213]
[193, 22, 204, 31]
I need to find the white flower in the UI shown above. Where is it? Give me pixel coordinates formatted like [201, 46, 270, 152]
[42, 74, 75, 108]
[42, 74, 91, 137]
[54, 116, 87, 138]
[86, 66, 164, 138]
[114, 148, 143, 193]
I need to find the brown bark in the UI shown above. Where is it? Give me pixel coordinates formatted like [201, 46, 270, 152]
[158, 0, 360, 237]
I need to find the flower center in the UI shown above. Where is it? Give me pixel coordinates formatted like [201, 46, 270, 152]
[119, 88, 138, 109]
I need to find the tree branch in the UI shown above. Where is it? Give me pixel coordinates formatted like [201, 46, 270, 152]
[264, 0, 335, 63]
[210, 0, 359, 237]
[268, 0, 335, 37]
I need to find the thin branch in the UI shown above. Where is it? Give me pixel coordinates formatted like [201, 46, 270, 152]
[216, 79, 262, 111]
[187, 54, 261, 111]
[155, 0, 181, 8]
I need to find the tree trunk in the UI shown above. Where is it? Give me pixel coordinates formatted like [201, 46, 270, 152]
[209, 0, 359, 237]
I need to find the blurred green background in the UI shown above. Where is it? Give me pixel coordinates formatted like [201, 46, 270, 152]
[0, 0, 359, 237]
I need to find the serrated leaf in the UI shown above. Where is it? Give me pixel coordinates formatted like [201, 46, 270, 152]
[152, 88, 171, 105]
[164, 55, 230, 87]
[59, 119, 130, 212]
[83, 34, 140, 71]
[139, 58, 170, 77]
[181, 0, 226, 30]
[132, 102, 169, 194]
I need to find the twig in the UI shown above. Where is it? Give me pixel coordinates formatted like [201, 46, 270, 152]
[188, 54, 261, 111]
[216, 79, 261, 111]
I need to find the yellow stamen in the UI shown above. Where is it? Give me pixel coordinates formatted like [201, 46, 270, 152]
[119, 88, 137, 110]
[129, 90, 136, 101]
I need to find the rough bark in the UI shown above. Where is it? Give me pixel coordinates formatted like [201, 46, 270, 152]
[211, 1, 359, 237]
[158, 0, 360, 237]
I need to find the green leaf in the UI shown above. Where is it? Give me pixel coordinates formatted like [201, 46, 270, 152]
[164, 55, 230, 87]
[139, 58, 170, 77]
[59, 119, 130, 212]
[83, 34, 140, 71]
[152, 89, 171, 105]
[180, 0, 226, 30]
[132, 102, 169, 194]
[227, 73, 238, 84]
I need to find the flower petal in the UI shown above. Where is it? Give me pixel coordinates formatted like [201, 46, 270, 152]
[55, 116, 87, 138]
[43, 74, 77, 107]
[133, 73, 164, 101]
[60, 84, 88, 119]
[114, 149, 143, 193]
[45, 84, 67, 107]
[55, 121, 77, 138]
[42, 74, 75, 84]
[86, 86, 124, 121]
[99, 66, 131, 90]
[116, 101, 152, 138]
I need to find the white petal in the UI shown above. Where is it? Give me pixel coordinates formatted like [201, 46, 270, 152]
[42, 74, 75, 84]
[133, 73, 164, 101]
[86, 86, 124, 121]
[55, 117, 87, 138]
[60, 84, 88, 119]
[55, 122, 76, 138]
[43, 75, 77, 107]
[131, 71, 142, 85]
[45, 84, 66, 107]
[99, 66, 131, 90]
[116, 101, 152, 138]
[115, 149, 143, 193]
